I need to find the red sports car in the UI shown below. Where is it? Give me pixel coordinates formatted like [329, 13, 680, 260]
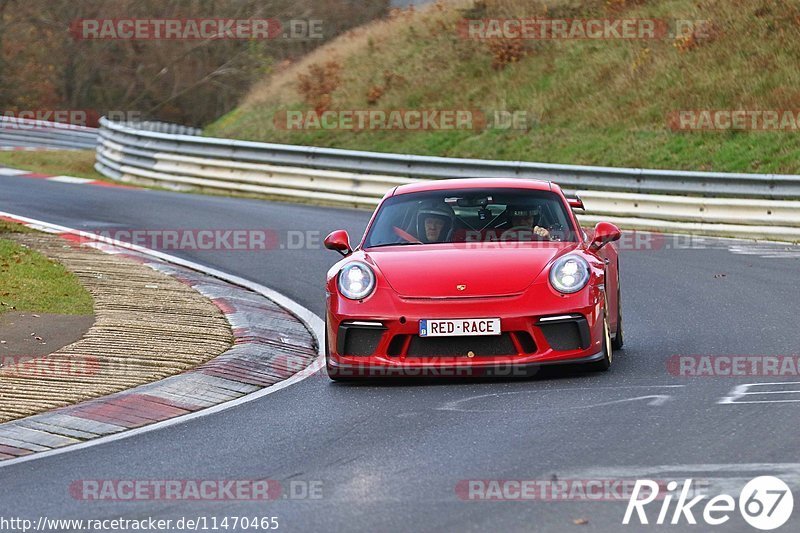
[323, 178, 623, 380]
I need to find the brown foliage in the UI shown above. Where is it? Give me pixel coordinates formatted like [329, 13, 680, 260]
[673, 21, 719, 53]
[486, 38, 527, 70]
[605, 0, 647, 13]
[366, 85, 384, 105]
[297, 60, 342, 113]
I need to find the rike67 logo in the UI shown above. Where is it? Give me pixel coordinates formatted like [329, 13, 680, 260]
[624, 476, 794, 530]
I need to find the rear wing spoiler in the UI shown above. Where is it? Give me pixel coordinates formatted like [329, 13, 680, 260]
[567, 196, 585, 210]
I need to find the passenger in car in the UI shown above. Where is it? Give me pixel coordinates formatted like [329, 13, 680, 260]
[509, 208, 551, 239]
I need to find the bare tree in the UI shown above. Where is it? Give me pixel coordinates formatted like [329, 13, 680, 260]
[0, 0, 390, 124]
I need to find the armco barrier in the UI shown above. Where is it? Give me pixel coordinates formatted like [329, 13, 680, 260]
[95, 118, 800, 242]
[0, 117, 98, 150]
[0, 118, 198, 151]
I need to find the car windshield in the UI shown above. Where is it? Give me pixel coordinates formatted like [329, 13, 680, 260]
[363, 188, 576, 248]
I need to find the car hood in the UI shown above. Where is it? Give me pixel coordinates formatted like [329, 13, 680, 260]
[364, 242, 578, 298]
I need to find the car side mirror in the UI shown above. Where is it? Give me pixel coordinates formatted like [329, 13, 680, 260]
[324, 230, 352, 256]
[589, 222, 621, 251]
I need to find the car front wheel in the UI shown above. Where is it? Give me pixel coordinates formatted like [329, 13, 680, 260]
[590, 316, 613, 372]
[611, 280, 624, 350]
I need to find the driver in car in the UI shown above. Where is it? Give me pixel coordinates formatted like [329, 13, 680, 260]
[417, 203, 455, 243]
[510, 208, 551, 240]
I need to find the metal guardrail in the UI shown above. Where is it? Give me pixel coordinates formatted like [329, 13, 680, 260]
[0, 117, 98, 150]
[95, 118, 800, 242]
[114, 121, 203, 136]
[0, 117, 198, 151]
[97, 118, 800, 200]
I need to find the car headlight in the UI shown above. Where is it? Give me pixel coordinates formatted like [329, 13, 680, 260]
[549, 254, 590, 294]
[338, 262, 376, 300]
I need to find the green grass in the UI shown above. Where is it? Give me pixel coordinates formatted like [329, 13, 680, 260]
[0, 220, 34, 234]
[0, 237, 94, 315]
[0, 148, 343, 205]
[0, 150, 178, 194]
[207, 0, 800, 175]
[0, 150, 105, 181]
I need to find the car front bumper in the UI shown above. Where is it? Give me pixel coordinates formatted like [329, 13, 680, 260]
[326, 349, 606, 378]
[326, 280, 607, 378]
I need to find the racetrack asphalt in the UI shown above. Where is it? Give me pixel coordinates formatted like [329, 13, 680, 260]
[1, 173, 799, 532]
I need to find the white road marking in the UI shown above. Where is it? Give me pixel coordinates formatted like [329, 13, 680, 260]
[622, 231, 800, 259]
[580, 395, 673, 408]
[47, 176, 94, 184]
[718, 382, 800, 404]
[0, 210, 325, 470]
[0, 146, 63, 151]
[0, 167, 28, 176]
[437, 385, 685, 412]
[728, 245, 800, 259]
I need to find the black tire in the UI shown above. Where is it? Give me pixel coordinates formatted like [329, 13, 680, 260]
[590, 316, 613, 372]
[611, 280, 624, 350]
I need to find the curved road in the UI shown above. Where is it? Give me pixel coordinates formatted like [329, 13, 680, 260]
[1, 175, 799, 532]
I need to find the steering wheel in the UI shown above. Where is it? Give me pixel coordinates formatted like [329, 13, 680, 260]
[502, 226, 552, 241]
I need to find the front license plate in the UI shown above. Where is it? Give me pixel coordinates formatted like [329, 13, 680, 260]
[419, 318, 501, 338]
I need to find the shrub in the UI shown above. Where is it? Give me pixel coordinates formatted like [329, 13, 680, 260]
[297, 60, 342, 113]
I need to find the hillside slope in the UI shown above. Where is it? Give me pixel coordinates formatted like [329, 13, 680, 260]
[207, 0, 800, 174]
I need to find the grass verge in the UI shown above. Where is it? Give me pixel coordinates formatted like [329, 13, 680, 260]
[207, 0, 800, 175]
[0, 150, 105, 181]
[0, 230, 94, 315]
